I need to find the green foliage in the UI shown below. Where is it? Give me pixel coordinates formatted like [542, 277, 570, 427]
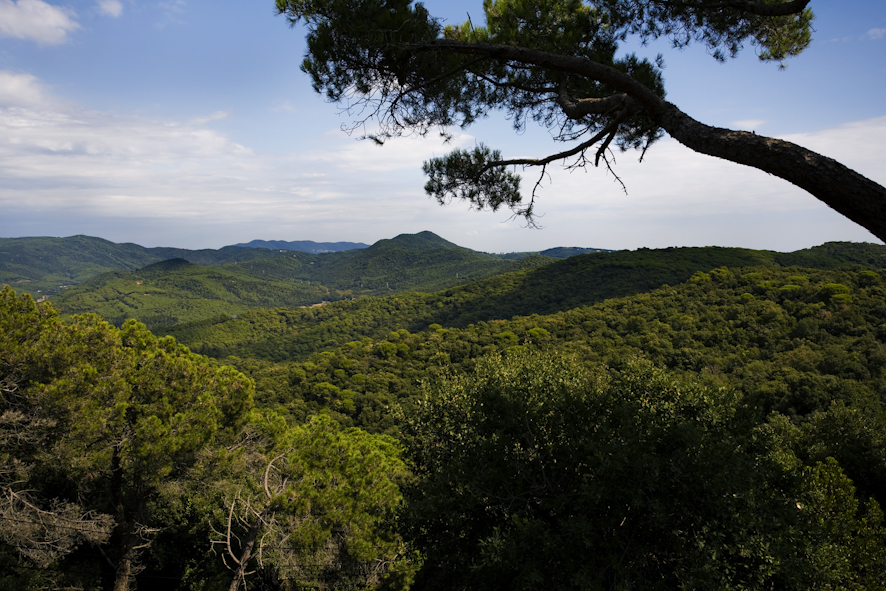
[296, 231, 530, 293]
[45, 232, 538, 330]
[423, 145, 525, 217]
[168, 243, 886, 365]
[400, 352, 885, 590]
[607, 0, 813, 62]
[690, 270, 711, 283]
[210, 264, 886, 518]
[0, 288, 114, 590]
[8, 231, 886, 589]
[165, 246, 772, 359]
[50, 258, 352, 330]
[2, 286, 425, 590]
[0, 286, 255, 591]
[205, 411, 413, 590]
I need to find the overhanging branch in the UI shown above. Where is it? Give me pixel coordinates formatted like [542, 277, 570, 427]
[655, 0, 812, 17]
[483, 108, 632, 171]
[557, 86, 635, 120]
[406, 38, 886, 242]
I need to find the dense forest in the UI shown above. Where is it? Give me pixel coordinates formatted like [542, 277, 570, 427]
[3, 237, 886, 590]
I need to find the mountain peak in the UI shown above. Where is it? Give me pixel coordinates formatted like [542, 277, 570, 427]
[383, 231, 461, 250]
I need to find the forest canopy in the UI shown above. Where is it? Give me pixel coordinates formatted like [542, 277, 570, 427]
[5, 238, 886, 589]
[5, 237, 886, 588]
[0, 287, 409, 591]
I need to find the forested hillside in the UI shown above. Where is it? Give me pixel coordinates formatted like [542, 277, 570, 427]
[165, 242, 886, 361]
[0, 235, 291, 294]
[0, 231, 546, 298]
[253, 231, 542, 293]
[49, 233, 549, 329]
[4, 240, 886, 590]
[49, 258, 352, 329]
[222, 266, 886, 432]
[0, 287, 409, 591]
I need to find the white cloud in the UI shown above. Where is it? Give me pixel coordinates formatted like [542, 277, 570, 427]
[0, 106, 258, 220]
[823, 36, 856, 43]
[1, 70, 884, 252]
[503, 115, 886, 249]
[188, 110, 230, 125]
[0, 73, 457, 235]
[781, 117, 886, 179]
[0, 0, 79, 45]
[96, 0, 122, 18]
[868, 28, 886, 40]
[731, 119, 766, 131]
[0, 70, 58, 108]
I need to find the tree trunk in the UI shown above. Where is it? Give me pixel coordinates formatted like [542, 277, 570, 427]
[110, 443, 137, 591]
[422, 40, 886, 241]
[228, 507, 271, 591]
[113, 535, 136, 591]
[657, 105, 886, 241]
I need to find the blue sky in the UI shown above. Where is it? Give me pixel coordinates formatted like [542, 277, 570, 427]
[1, 0, 884, 252]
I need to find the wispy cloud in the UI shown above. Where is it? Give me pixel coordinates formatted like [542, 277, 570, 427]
[826, 28, 886, 43]
[0, 70, 464, 236]
[0, 69, 59, 108]
[731, 119, 766, 131]
[157, 0, 185, 26]
[271, 100, 296, 113]
[0, 0, 79, 45]
[1, 70, 883, 251]
[188, 110, 231, 125]
[96, 0, 122, 18]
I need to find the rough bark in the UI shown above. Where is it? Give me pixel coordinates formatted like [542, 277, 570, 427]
[227, 508, 270, 591]
[415, 40, 886, 241]
[706, 0, 811, 17]
[113, 536, 136, 591]
[110, 443, 137, 591]
[649, 0, 812, 17]
[658, 107, 886, 241]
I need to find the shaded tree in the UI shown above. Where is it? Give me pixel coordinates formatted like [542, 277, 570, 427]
[399, 352, 886, 589]
[0, 287, 255, 591]
[1, 287, 115, 589]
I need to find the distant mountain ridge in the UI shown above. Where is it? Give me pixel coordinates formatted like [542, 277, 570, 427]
[42, 231, 550, 329]
[0, 235, 289, 294]
[7, 232, 886, 336]
[0, 232, 611, 295]
[375, 231, 460, 250]
[232, 239, 370, 253]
